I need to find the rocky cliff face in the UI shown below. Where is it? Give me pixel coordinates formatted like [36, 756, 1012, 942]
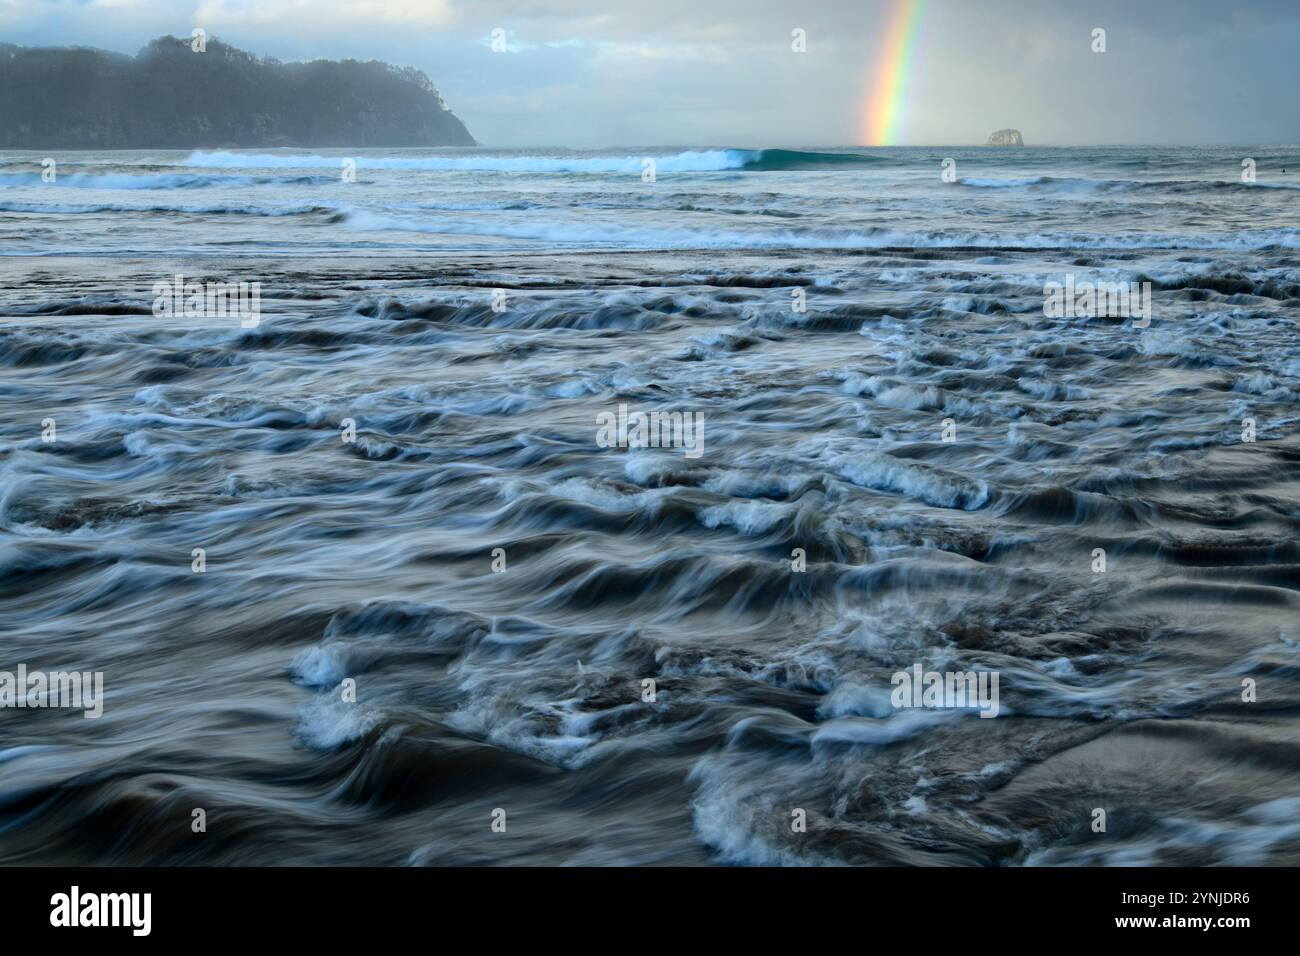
[0, 36, 476, 148]
[986, 129, 1025, 146]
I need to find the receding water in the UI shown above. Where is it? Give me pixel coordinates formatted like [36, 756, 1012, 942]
[1, 146, 1299, 865]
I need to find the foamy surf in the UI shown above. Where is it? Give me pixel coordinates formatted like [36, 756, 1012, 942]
[2, 142, 1299, 868]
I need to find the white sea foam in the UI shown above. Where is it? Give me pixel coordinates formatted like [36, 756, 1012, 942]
[185, 148, 753, 173]
[831, 452, 993, 510]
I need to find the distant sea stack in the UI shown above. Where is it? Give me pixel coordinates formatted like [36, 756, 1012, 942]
[986, 129, 1025, 146]
[0, 36, 476, 148]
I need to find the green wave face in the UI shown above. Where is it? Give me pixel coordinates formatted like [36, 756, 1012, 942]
[737, 148, 885, 170]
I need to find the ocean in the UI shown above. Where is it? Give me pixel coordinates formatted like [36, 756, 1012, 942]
[1, 145, 1299, 865]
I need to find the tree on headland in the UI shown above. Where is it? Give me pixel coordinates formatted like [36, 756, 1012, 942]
[0, 36, 476, 148]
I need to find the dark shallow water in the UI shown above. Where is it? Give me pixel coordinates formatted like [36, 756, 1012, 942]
[2, 147, 1299, 865]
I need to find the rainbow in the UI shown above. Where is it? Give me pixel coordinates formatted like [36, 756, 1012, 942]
[859, 0, 928, 146]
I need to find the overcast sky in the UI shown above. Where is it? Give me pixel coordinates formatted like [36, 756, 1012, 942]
[4, 0, 1297, 146]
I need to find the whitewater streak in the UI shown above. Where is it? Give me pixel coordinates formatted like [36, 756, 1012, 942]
[185, 148, 753, 173]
